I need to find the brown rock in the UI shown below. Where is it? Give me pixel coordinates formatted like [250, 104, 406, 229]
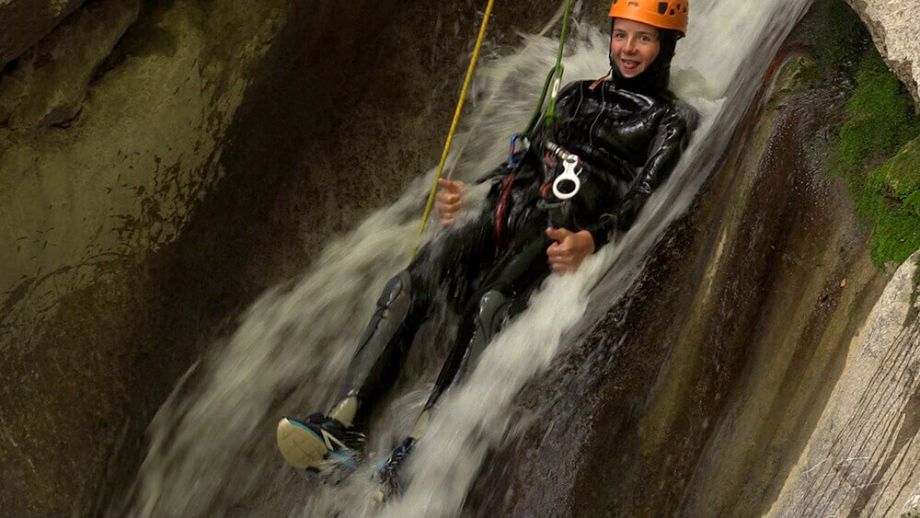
[0, 0, 140, 128]
[0, 0, 86, 68]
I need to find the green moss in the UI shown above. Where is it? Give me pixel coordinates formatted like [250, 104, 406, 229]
[873, 138, 920, 198]
[906, 191, 920, 218]
[856, 190, 920, 267]
[795, 0, 920, 269]
[834, 49, 920, 268]
[837, 56, 920, 172]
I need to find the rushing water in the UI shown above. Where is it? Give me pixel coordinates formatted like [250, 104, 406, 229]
[117, 1, 810, 516]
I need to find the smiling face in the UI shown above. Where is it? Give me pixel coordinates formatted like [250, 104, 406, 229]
[610, 18, 661, 78]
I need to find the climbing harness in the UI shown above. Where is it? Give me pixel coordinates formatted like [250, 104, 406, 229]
[413, 0, 578, 259]
[492, 0, 579, 251]
[493, 170, 517, 251]
[518, 0, 582, 202]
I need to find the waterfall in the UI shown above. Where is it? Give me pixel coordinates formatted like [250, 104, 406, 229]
[117, 0, 811, 516]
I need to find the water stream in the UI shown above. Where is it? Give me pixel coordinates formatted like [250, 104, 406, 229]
[117, 1, 811, 516]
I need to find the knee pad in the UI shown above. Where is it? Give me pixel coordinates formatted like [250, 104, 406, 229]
[376, 271, 412, 309]
[475, 289, 511, 344]
[354, 271, 413, 355]
[459, 290, 511, 374]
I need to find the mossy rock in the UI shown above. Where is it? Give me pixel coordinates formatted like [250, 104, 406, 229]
[905, 191, 920, 219]
[873, 137, 920, 199]
[832, 45, 920, 268]
[837, 53, 920, 173]
[860, 192, 920, 267]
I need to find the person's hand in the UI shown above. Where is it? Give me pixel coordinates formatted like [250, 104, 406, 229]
[546, 227, 595, 274]
[435, 178, 466, 226]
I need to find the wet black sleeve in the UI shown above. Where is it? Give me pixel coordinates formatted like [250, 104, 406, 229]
[585, 101, 698, 250]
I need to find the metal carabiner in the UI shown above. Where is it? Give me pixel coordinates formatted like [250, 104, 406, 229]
[507, 134, 529, 169]
[552, 156, 581, 200]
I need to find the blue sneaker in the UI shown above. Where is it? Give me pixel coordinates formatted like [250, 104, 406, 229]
[376, 437, 416, 498]
[276, 413, 363, 471]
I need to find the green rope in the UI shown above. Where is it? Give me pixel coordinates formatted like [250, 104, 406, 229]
[523, 68, 557, 136]
[523, 0, 576, 136]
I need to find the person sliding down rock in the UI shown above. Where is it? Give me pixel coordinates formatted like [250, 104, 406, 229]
[277, 0, 698, 497]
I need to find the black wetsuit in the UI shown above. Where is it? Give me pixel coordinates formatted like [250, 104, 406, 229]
[337, 76, 697, 421]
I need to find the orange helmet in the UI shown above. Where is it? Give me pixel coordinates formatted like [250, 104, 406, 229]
[608, 0, 688, 37]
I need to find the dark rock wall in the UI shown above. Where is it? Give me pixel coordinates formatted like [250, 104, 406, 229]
[0, 0, 140, 128]
[0, 0, 609, 516]
[0, 0, 87, 68]
[0, 1, 289, 513]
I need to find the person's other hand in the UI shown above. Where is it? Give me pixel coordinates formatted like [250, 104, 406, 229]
[545, 227, 595, 274]
[435, 178, 466, 226]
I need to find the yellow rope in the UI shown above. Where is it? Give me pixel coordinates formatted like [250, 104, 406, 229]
[412, 0, 496, 258]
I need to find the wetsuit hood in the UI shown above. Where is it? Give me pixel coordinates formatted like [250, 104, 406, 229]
[608, 25, 678, 97]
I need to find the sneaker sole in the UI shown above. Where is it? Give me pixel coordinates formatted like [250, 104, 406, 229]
[277, 417, 327, 470]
